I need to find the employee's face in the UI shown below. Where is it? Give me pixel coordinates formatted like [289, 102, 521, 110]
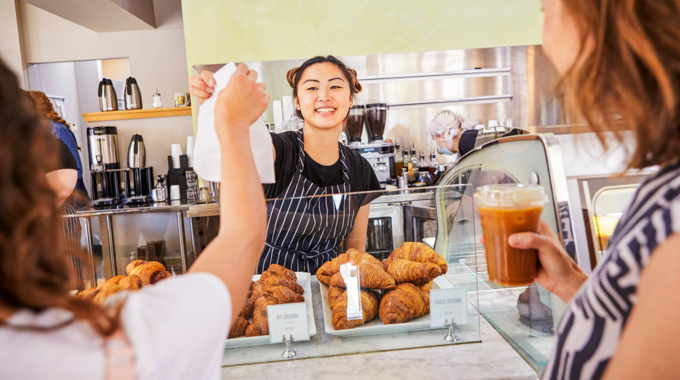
[541, 0, 585, 74]
[295, 62, 353, 130]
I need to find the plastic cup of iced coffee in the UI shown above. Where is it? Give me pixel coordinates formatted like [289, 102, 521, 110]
[474, 184, 547, 287]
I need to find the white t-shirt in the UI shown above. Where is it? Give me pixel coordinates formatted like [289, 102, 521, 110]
[0, 273, 231, 380]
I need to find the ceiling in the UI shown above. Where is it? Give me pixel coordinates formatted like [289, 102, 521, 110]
[22, 0, 183, 32]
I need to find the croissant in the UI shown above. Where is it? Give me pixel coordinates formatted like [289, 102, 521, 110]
[245, 297, 274, 337]
[383, 242, 448, 274]
[328, 286, 380, 330]
[126, 260, 147, 275]
[228, 316, 249, 338]
[387, 259, 441, 285]
[118, 274, 143, 290]
[130, 261, 167, 285]
[379, 283, 430, 324]
[264, 264, 297, 281]
[238, 297, 256, 320]
[264, 285, 304, 304]
[93, 275, 126, 303]
[260, 271, 304, 294]
[319, 249, 396, 289]
[77, 286, 100, 302]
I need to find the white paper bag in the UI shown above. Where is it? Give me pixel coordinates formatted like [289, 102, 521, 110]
[193, 62, 275, 183]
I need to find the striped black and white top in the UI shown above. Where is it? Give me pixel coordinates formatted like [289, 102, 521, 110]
[544, 161, 680, 379]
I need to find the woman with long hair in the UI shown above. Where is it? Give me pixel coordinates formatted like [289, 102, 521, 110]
[0, 59, 269, 379]
[509, 0, 680, 378]
[28, 90, 89, 204]
[190, 56, 382, 274]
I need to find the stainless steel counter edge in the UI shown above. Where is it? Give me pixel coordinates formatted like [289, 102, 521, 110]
[185, 190, 440, 218]
[64, 202, 195, 218]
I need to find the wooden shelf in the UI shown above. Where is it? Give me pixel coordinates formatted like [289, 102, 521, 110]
[82, 107, 192, 122]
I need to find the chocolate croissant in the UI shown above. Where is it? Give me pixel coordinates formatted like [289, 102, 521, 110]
[125, 259, 147, 275]
[328, 286, 380, 330]
[129, 261, 168, 285]
[383, 242, 448, 274]
[386, 259, 442, 285]
[379, 283, 431, 324]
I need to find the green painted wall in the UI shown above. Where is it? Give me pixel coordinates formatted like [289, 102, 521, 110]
[182, 0, 543, 67]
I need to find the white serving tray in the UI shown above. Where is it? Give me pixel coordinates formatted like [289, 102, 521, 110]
[319, 276, 452, 337]
[225, 272, 316, 348]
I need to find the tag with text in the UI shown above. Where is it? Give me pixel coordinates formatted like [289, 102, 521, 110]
[430, 288, 468, 328]
[267, 302, 310, 344]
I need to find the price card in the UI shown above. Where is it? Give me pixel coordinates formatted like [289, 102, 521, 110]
[430, 288, 468, 328]
[267, 302, 310, 344]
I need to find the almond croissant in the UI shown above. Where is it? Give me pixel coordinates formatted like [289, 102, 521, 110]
[379, 283, 431, 324]
[328, 286, 380, 330]
[383, 242, 448, 274]
[387, 259, 442, 285]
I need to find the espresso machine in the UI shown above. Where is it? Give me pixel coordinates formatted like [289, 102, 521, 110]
[87, 126, 124, 206]
[346, 103, 395, 188]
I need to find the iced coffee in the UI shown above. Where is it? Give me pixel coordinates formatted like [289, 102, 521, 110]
[474, 184, 547, 286]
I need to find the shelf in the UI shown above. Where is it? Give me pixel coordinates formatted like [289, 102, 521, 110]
[82, 107, 192, 122]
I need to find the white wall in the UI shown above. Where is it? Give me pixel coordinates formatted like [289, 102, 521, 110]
[19, 0, 193, 178]
[0, 0, 26, 85]
[19, 2, 188, 113]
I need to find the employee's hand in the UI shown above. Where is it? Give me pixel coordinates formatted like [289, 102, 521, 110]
[508, 220, 588, 303]
[214, 64, 269, 138]
[189, 70, 215, 106]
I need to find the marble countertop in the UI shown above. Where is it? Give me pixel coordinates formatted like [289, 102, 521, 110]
[222, 316, 536, 380]
[221, 277, 538, 380]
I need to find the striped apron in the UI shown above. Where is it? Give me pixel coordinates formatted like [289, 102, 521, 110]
[256, 129, 358, 274]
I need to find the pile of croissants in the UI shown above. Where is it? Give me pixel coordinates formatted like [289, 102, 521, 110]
[77, 260, 172, 303]
[228, 264, 305, 338]
[316, 242, 447, 330]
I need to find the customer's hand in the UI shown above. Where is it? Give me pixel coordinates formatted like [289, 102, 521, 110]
[189, 70, 215, 106]
[214, 64, 269, 139]
[509, 220, 588, 303]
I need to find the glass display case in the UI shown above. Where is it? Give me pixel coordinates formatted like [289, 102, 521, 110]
[214, 185, 483, 366]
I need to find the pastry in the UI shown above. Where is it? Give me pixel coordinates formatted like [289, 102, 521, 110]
[319, 249, 396, 289]
[228, 316, 249, 338]
[383, 242, 448, 274]
[245, 297, 275, 337]
[386, 259, 442, 285]
[125, 260, 147, 275]
[328, 286, 380, 330]
[238, 297, 256, 320]
[379, 283, 431, 324]
[260, 271, 304, 294]
[129, 261, 168, 285]
[119, 274, 143, 290]
[263, 285, 305, 304]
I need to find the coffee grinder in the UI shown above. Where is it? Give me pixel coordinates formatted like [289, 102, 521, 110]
[347, 103, 395, 188]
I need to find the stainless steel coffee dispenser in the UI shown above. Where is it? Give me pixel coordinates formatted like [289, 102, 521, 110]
[87, 126, 124, 205]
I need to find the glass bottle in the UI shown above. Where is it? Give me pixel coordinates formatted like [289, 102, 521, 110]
[402, 143, 411, 167]
[428, 151, 437, 177]
[410, 144, 418, 166]
[394, 141, 403, 179]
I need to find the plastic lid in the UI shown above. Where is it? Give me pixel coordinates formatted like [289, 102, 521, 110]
[473, 184, 547, 208]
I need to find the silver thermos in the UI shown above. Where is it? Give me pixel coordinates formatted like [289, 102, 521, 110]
[124, 77, 142, 110]
[87, 126, 120, 171]
[127, 134, 146, 168]
[98, 78, 118, 112]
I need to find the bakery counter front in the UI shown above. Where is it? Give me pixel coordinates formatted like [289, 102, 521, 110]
[213, 184, 557, 377]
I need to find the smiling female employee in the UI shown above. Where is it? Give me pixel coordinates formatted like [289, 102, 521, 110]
[190, 56, 381, 274]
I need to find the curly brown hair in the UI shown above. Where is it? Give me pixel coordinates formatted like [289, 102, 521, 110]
[0, 59, 118, 335]
[559, 0, 680, 169]
[27, 90, 69, 126]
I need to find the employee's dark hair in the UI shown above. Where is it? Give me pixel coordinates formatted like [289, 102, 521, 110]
[0, 58, 119, 336]
[560, 0, 680, 169]
[286, 55, 362, 118]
